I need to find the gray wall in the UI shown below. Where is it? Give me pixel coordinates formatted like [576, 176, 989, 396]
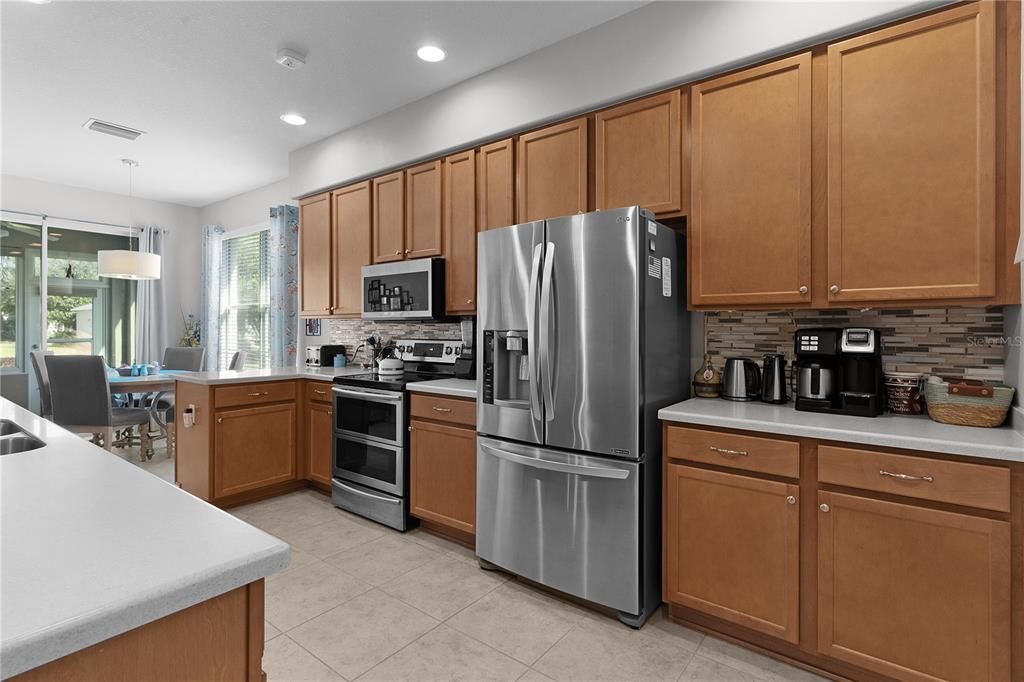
[290, 0, 944, 198]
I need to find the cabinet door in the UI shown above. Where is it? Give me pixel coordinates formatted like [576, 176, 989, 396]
[214, 403, 297, 499]
[372, 171, 405, 263]
[410, 420, 475, 535]
[332, 181, 372, 316]
[826, 3, 996, 303]
[665, 464, 799, 643]
[595, 90, 683, 215]
[304, 401, 333, 488]
[444, 151, 477, 315]
[517, 118, 588, 222]
[406, 160, 443, 259]
[477, 138, 514, 231]
[690, 53, 812, 307]
[817, 491, 1010, 681]
[299, 193, 333, 316]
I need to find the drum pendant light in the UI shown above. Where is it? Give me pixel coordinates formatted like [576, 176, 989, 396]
[98, 159, 161, 280]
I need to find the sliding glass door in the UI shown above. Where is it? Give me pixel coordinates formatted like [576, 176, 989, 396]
[0, 216, 137, 413]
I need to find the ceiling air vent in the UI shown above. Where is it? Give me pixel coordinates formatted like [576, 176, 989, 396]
[82, 118, 146, 141]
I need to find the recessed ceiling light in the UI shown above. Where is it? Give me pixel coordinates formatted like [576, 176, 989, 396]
[8, 251, 22, 255]
[280, 113, 307, 126]
[29, 242, 42, 247]
[417, 45, 446, 63]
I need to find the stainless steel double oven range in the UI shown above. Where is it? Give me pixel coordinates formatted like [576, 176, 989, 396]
[330, 340, 463, 530]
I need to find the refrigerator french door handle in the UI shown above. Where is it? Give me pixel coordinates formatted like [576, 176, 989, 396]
[480, 443, 630, 479]
[527, 243, 544, 421]
[540, 242, 556, 421]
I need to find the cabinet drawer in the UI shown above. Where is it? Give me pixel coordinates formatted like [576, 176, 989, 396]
[818, 445, 1009, 513]
[410, 394, 475, 427]
[665, 426, 799, 479]
[305, 381, 333, 404]
[215, 381, 297, 409]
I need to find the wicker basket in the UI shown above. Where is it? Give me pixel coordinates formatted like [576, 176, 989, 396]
[923, 378, 1015, 428]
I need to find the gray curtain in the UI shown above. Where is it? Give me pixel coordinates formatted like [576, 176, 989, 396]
[134, 226, 166, 364]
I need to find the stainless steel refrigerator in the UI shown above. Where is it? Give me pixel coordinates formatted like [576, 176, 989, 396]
[476, 206, 689, 627]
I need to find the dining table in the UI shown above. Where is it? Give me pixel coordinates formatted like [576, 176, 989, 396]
[107, 370, 190, 432]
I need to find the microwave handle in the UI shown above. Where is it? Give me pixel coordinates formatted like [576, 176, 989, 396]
[332, 387, 403, 403]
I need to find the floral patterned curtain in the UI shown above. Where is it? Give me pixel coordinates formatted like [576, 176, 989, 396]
[200, 224, 224, 369]
[268, 205, 299, 368]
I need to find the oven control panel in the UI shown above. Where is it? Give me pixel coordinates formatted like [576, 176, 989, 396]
[394, 339, 463, 364]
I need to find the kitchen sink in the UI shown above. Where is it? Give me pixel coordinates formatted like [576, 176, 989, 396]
[0, 420, 45, 455]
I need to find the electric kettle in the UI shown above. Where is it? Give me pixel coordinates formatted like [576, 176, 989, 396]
[760, 353, 788, 404]
[722, 358, 761, 401]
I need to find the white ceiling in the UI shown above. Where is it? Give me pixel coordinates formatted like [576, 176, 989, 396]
[1, 1, 641, 208]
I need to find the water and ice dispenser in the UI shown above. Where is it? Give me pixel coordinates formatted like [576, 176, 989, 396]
[481, 330, 532, 407]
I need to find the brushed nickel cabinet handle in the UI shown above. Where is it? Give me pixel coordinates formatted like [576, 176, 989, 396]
[819, 503, 830, 512]
[829, 284, 840, 294]
[314, 389, 327, 395]
[786, 495, 796, 505]
[798, 286, 808, 294]
[247, 391, 269, 397]
[709, 445, 748, 457]
[879, 469, 933, 483]
[433, 407, 453, 413]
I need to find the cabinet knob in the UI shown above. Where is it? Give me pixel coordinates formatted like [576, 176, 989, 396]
[786, 495, 796, 505]
[405, 249, 411, 254]
[829, 284, 840, 294]
[395, 250, 401, 255]
[217, 417, 223, 423]
[819, 503, 830, 513]
[327, 410, 333, 416]
[798, 286, 808, 295]
[466, 299, 473, 304]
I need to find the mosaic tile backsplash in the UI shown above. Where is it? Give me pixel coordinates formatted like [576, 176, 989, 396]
[306, 319, 465, 366]
[704, 307, 1007, 384]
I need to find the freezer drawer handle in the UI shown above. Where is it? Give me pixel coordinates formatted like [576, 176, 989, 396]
[334, 480, 402, 504]
[709, 446, 748, 457]
[481, 443, 629, 479]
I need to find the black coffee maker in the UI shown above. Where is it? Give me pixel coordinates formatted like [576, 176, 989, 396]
[794, 327, 884, 417]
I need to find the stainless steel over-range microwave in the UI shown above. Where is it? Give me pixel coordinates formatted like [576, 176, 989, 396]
[361, 258, 445, 321]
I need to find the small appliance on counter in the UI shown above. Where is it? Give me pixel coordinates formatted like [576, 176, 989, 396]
[306, 344, 346, 368]
[722, 357, 761, 401]
[760, 353, 788, 404]
[794, 327, 884, 417]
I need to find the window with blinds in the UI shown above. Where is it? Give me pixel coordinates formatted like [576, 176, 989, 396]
[218, 230, 269, 369]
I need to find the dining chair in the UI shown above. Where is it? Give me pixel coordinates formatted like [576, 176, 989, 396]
[28, 350, 54, 419]
[162, 346, 206, 371]
[228, 350, 247, 370]
[44, 355, 152, 458]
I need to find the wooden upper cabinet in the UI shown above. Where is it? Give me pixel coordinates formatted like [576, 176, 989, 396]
[689, 53, 812, 307]
[827, 2, 996, 303]
[595, 90, 685, 216]
[517, 118, 588, 222]
[477, 138, 515, 231]
[332, 181, 372, 317]
[406, 160, 443, 259]
[444, 151, 477, 315]
[299, 193, 332, 316]
[372, 171, 405, 263]
[817, 491, 1010, 681]
[665, 464, 800, 643]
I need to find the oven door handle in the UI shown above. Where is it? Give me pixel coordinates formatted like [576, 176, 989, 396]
[333, 480, 402, 505]
[332, 387, 403, 402]
[480, 443, 629, 479]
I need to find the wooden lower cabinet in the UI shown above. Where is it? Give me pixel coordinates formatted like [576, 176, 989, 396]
[304, 400, 333, 489]
[664, 463, 800, 643]
[817, 491, 1011, 682]
[214, 402, 297, 499]
[409, 410, 476, 537]
[662, 423, 1015, 682]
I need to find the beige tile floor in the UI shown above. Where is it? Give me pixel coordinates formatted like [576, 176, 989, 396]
[219, 490, 829, 682]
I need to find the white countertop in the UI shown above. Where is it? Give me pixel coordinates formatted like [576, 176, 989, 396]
[659, 399, 1024, 463]
[173, 365, 368, 385]
[0, 399, 290, 678]
[407, 378, 477, 399]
